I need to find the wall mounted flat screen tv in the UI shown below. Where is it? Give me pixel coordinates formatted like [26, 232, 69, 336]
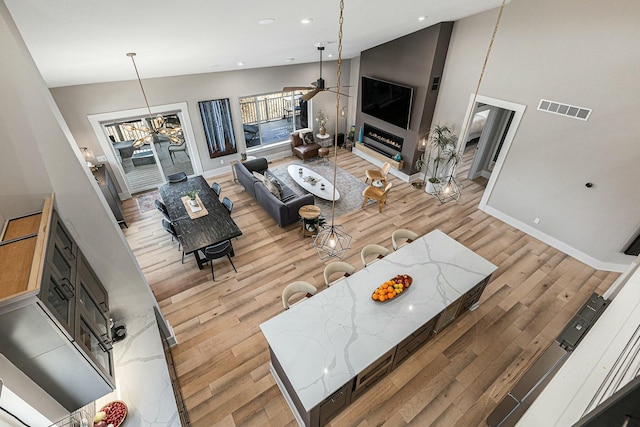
[361, 76, 413, 129]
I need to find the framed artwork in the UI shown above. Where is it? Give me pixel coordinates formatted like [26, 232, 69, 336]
[198, 98, 237, 158]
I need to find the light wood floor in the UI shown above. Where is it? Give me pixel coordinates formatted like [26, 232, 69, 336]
[121, 148, 618, 427]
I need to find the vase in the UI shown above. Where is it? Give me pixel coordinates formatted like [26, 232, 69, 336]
[319, 125, 326, 136]
[189, 199, 198, 207]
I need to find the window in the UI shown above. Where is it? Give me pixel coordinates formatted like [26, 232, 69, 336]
[239, 90, 310, 148]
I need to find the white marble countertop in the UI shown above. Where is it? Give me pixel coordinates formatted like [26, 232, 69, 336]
[95, 308, 181, 426]
[260, 229, 497, 411]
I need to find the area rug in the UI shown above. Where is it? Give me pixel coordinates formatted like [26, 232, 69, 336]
[269, 158, 374, 219]
[136, 190, 162, 214]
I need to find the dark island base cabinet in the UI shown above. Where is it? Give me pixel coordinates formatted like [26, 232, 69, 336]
[270, 274, 493, 426]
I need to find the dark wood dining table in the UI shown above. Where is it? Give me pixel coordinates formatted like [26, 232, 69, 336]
[158, 175, 242, 269]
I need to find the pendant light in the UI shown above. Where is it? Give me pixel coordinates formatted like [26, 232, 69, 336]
[125, 52, 183, 148]
[313, 0, 351, 260]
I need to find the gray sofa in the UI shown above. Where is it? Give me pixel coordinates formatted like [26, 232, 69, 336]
[234, 158, 314, 227]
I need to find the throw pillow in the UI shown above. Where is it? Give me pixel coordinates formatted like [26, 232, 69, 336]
[263, 178, 281, 200]
[252, 171, 267, 184]
[303, 132, 315, 145]
[267, 175, 283, 198]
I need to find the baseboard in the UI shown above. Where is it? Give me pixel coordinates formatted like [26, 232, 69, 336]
[481, 204, 630, 273]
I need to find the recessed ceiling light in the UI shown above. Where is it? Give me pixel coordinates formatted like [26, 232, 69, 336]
[237, 62, 244, 66]
[285, 58, 295, 63]
[301, 18, 313, 24]
[328, 54, 333, 58]
[418, 16, 427, 21]
[258, 18, 275, 25]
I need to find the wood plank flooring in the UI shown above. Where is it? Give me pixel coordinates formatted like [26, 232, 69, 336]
[121, 148, 618, 426]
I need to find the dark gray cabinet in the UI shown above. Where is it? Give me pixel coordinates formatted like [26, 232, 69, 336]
[93, 165, 126, 228]
[0, 200, 115, 411]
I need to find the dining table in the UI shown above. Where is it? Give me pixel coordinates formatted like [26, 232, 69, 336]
[158, 175, 242, 269]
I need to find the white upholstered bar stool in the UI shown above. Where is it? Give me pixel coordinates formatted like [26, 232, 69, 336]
[391, 229, 419, 251]
[282, 281, 317, 310]
[360, 244, 390, 267]
[323, 261, 357, 287]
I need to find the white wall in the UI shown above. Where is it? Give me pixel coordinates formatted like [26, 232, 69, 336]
[432, 0, 640, 268]
[0, 0, 158, 335]
[50, 59, 351, 191]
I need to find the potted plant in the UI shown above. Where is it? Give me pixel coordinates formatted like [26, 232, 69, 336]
[302, 216, 326, 234]
[414, 125, 459, 194]
[185, 190, 200, 206]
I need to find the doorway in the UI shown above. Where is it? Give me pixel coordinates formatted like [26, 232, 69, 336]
[456, 95, 526, 209]
[88, 102, 202, 199]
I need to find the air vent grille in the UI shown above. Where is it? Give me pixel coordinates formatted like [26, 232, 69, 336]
[538, 99, 591, 121]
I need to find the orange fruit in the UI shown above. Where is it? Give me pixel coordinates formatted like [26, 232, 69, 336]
[372, 294, 378, 300]
[379, 295, 386, 302]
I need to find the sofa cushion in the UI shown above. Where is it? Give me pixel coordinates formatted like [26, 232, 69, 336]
[253, 171, 282, 200]
[292, 132, 303, 147]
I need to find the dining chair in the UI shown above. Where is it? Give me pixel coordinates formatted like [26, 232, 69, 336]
[162, 219, 185, 263]
[222, 196, 233, 215]
[155, 200, 171, 222]
[167, 171, 187, 183]
[167, 141, 189, 164]
[362, 182, 393, 213]
[282, 281, 317, 310]
[391, 229, 419, 251]
[200, 240, 237, 280]
[211, 182, 221, 199]
[360, 244, 390, 267]
[365, 161, 391, 187]
[323, 261, 356, 287]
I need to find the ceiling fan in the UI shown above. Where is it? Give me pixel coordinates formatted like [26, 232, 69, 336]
[283, 46, 350, 101]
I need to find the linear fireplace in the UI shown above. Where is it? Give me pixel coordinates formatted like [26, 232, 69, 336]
[362, 124, 404, 158]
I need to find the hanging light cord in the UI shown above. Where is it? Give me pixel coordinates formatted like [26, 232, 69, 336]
[330, 0, 344, 228]
[451, 0, 506, 176]
[127, 52, 158, 132]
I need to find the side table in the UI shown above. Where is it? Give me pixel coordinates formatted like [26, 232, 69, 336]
[316, 133, 332, 147]
[298, 205, 321, 237]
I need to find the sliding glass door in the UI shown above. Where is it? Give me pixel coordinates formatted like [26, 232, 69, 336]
[103, 113, 194, 194]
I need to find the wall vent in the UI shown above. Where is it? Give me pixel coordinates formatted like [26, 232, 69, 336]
[538, 99, 591, 121]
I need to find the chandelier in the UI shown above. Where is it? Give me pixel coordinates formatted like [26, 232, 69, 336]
[125, 52, 183, 148]
[313, 0, 352, 260]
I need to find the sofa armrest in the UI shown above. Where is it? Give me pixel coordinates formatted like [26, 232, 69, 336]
[242, 157, 268, 173]
[282, 194, 315, 225]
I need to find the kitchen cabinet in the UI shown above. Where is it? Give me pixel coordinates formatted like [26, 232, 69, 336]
[0, 195, 115, 411]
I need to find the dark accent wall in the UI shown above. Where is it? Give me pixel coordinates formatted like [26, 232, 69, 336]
[356, 22, 453, 174]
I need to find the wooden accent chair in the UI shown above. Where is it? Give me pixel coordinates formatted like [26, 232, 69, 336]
[362, 183, 393, 213]
[365, 161, 391, 187]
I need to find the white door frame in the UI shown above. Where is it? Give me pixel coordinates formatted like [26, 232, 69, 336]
[457, 94, 526, 209]
[88, 102, 202, 199]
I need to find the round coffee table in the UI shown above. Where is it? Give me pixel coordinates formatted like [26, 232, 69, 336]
[299, 205, 321, 237]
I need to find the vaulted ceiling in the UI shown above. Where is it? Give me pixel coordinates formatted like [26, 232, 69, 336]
[5, 0, 505, 88]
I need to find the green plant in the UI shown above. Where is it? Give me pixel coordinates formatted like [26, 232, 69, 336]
[184, 190, 200, 200]
[302, 216, 326, 233]
[415, 125, 459, 184]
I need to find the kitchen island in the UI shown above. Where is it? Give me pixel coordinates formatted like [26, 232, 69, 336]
[260, 229, 497, 426]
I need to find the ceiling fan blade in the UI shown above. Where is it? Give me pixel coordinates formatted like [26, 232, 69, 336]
[301, 89, 321, 101]
[283, 86, 314, 92]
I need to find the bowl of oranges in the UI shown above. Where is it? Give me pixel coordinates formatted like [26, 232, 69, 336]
[371, 274, 413, 303]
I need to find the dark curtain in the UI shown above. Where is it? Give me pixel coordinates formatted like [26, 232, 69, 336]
[198, 99, 237, 158]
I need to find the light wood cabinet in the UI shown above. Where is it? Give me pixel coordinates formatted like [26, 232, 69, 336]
[0, 195, 115, 411]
